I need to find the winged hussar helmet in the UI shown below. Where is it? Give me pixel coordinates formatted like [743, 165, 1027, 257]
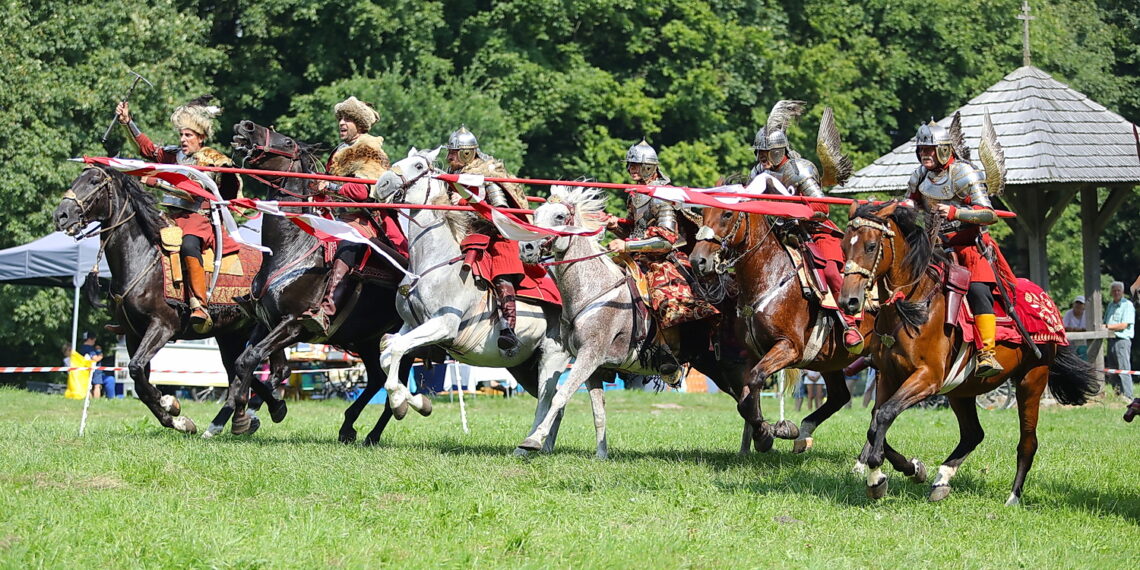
[753, 100, 806, 167]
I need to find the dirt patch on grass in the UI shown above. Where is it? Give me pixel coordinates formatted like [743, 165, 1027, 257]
[0, 535, 19, 550]
[26, 472, 126, 490]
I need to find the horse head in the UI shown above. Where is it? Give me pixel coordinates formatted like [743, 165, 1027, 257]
[689, 206, 751, 277]
[839, 200, 908, 316]
[231, 120, 323, 198]
[54, 166, 125, 234]
[373, 147, 442, 205]
[520, 184, 606, 264]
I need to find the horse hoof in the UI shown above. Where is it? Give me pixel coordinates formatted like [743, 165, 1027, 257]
[753, 432, 775, 453]
[513, 447, 532, 458]
[172, 416, 197, 434]
[231, 413, 252, 435]
[908, 458, 928, 484]
[518, 437, 542, 452]
[1004, 493, 1021, 507]
[929, 484, 952, 502]
[269, 400, 288, 423]
[160, 395, 181, 417]
[243, 415, 261, 436]
[415, 396, 433, 417]
[773, 419, 800, 440]
[392, 401, 409, 421]
[866, 476, 889, 500]
[792, 437, 814, 454]
[338, 429, 358, 444]
[201, 423, 224, 439]
[362, 435, 381, 447]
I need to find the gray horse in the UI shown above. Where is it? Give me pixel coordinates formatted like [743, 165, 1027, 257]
[371, 148, 576, 453]
[517, 186, 767, 457]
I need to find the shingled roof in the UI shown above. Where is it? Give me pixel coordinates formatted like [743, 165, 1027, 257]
[836, 66, 1140, 194]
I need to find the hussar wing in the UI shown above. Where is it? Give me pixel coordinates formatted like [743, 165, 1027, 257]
[816, 107, 853, 187]
[978, 111, 1006, 196]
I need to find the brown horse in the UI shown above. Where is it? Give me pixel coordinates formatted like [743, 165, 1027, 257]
[839, 201, 1099, 504]
[689, 205, 868, 452]
[53, 166, 290, 434]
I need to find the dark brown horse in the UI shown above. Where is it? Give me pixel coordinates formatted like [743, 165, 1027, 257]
[839, 201, 1098, 504]
[221, 121, 416, 444]
[53, 166, 289, 434]
[689, 206, 867, 453]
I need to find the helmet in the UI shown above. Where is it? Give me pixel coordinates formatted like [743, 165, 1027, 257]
[915, 121, 954, 166]
[752, 126, 788, 168]
[625, 139, 659, 182]
[447, 126, 479, 167]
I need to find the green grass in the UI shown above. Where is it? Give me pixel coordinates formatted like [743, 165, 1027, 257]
[0, 387, 1137, 568]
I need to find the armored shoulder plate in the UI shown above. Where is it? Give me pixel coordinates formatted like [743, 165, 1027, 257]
[906, 166, 927, 196]
[776, 158, 822, 198]
[950, 161, 990, 207]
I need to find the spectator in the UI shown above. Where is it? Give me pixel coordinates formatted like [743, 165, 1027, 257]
[77, 333, 113, 398]
[1104, 281, 1135, 400]
[803, 369, 825, 411]
[1062, 296, 1088, 332]
[793, 370, 807, 412]
[862, 367, 877, 408]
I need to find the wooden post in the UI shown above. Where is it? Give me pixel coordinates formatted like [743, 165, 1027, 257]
[1080, 186, 1105, 371]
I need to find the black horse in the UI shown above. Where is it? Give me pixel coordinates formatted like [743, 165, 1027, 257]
[220, 120, 418, 444]
[53, 166, 289, 434]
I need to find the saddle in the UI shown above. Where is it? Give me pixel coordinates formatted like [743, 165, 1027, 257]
[458, 234, 562, 305]
[159, 225, 260, 306]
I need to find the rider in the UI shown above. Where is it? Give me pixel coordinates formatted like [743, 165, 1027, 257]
[607, 139, 719, 378]
[301, 96, 406, 335]
[115, 98, 242, 333]
[444, 126, 531, 356]
[907, 120, 1015, 377]
[748, 103, 864, 353]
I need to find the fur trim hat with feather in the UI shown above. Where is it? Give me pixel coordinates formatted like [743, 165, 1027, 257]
[335, 96, 380, 133]
[170, 95, 222, 140]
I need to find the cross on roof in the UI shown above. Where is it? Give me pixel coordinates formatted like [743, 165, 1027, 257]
[1017, 1, 1035, 67]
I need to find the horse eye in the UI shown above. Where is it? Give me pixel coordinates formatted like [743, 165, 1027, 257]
[865, 242, 877, 253]
[721, 212, 733, 221]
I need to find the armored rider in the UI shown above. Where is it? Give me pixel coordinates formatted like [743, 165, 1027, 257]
[445, 126, 531, 356]
[748, 100, 864, 353]
[607, 140, 719, 376]
[302, 96, 406, 335]
[115, 98, 242, 333]
[907, 120, 1015, 377]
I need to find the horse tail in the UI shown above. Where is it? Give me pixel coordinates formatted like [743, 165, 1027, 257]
[1047, 344, 1101, 406]
[82, 270, 107, 309]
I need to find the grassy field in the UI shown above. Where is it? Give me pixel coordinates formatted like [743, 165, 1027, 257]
[0, 386, 1137, 568]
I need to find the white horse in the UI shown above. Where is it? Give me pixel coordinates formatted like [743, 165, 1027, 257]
[371, 148, 575, 453]
[517, 186, 755, 457]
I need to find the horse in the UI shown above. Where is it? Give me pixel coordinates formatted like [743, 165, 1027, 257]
[688, 202, 863, 452]
[224, 120, 416, 444]
[370, 147, 574, 453]
[517, 186, 763, 457]
[53, 165, 289, 434]
[839, 201, 1099, 504]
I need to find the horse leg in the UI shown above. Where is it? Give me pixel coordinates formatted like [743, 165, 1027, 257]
[208, 318, 304, 437]
[694, 356, 755, 455]
[860, 370, 938, 499]
[380, 316, 459, 419]
[127, 325, 194, 433]
[927, 394, 985, 502]
[517, 348, 601, 454]
[1005, 365, 1048, 506]
[361, 348, 417, 446]
[794, 370, 851, 453]
[587, 370, 614, 460]
[737, 340, 798, 453]
[264, 349, 291, 423]
[215, 331, 265, 437]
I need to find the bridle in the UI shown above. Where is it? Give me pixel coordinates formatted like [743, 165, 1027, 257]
[842, 216, 899, 310]
[236, 123, 320, 200]
[694, 210, 772, 274]
[385, 155, 436, 205]
[62, 167, 137, 240]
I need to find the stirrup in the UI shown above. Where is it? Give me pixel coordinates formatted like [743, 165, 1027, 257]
[299, 309, 331, 335]
[975, 349, 1003, 378]
[497, 327, 520, 351]
[843, 328, 865, 355]
[190, 306, 213, 333]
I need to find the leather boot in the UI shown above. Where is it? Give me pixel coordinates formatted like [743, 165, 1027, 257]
[494, 278, 520, 356]
[839, 310, 865, 354]
[185, 256, 213, 333]
[302, 258, 352, 335]
[974, 313, 1003, 378]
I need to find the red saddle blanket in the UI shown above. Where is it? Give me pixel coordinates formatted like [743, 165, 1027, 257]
[460, 235, 562, 305]
[954, 278, 1068, 348]
[161, 246, 262, 306]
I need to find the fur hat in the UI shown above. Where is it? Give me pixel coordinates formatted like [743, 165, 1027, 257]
[334, 96, 380, 133]
[170, 95, 222, 140]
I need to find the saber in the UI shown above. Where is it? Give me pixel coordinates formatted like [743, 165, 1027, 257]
[101, 70, 153, 145]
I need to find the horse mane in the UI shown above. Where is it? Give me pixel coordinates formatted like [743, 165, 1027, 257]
[548, 184, 606, 231]
[94, 166, 166, 245]
[852, 201, 945, 287]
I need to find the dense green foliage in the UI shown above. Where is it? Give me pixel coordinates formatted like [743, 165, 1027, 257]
[1, 389, 1137, 567]
[1, 0, 1138, 371]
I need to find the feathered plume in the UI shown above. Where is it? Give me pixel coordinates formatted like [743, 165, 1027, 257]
[766, 100, 807, 134]
[816, 107, 853, 187]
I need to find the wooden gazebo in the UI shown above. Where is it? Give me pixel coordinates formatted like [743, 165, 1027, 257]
[837, 65, 1140, 340]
